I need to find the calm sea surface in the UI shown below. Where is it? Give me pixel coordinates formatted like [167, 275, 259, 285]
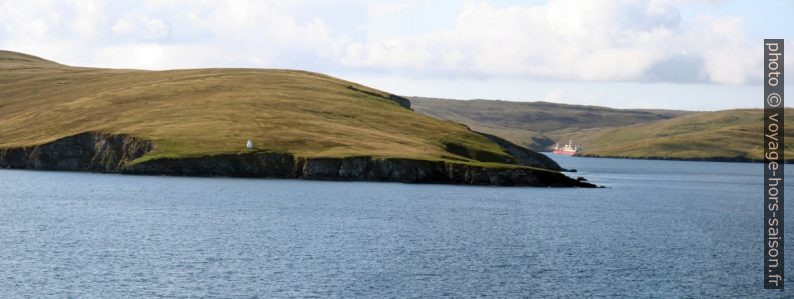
[0, 155, 789, 297]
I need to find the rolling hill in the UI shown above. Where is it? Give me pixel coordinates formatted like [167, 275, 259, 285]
[411, 97, 790, 162]
[410, 97, 693, 150]
[0, 50, 590, 186]
[573, 109, 794, 161]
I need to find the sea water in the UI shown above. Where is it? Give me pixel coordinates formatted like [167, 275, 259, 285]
[0, 155, 789, 297]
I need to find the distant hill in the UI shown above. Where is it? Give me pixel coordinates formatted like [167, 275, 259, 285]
[0, 50, 590, 187]
[574, 109, 794, 162]
[410, 97, 790, 162]
[410, 97, 693, 150]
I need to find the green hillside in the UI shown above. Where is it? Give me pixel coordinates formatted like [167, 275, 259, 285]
[411, 97, 789, 162]
[576, 109, 794, 161]
[410, 97, 692, 150]
[0, 51, 541, 169]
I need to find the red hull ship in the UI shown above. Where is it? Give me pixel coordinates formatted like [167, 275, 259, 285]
[552, 140, 578, 156]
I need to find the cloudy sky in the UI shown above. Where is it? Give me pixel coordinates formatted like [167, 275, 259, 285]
[1, 0, 791, 110]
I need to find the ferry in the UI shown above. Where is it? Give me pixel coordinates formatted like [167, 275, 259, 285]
[552, 140, 578, 156]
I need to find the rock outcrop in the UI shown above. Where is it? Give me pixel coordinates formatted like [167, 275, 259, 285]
[128, 154, 593, 187]
[0, 132, 595, 187]
[476, 132, 566, 171]
[0, 132, 153, 171]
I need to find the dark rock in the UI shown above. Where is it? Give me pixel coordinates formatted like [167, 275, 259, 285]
[475, 132, 564, 171]
[0, 132, 153, 172]
[125, 152, 296, 178]
[0, 132, 595, 187]
[126, 154, 594, 187]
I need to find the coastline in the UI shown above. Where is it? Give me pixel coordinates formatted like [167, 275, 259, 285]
[574, 153, 791, 164]
[0, 132, 595, 188]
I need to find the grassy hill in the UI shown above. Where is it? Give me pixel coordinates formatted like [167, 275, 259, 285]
[574, 109, 794, 161]
[0, 50, 569, 176]
[411, 97, 790, 162]
[410, 97, 692, 150]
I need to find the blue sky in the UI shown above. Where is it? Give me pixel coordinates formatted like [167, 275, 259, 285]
[0, 0, 791, 110]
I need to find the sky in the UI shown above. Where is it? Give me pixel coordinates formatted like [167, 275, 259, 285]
[0, 0, 792, 110]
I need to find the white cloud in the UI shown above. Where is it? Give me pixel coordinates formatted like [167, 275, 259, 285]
[367, 0, 432, 16]
[112, 12, 169, 40]
[0, 0, 771, 86]
[0, 0, 348, 69]
[340, 0, 758, 84]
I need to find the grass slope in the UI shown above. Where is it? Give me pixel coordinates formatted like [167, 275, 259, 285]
[410, 97, 692, 150]
[0, 51, 518, 167]
[576, 109, 794, 161]
[411, 96, 791, 162]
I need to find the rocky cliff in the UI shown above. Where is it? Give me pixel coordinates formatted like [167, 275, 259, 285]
[0, 132, 153, 172]
[0, 132, 595, 187]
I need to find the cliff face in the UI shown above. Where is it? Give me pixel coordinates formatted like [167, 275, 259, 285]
[128, 154, 592, 187]
[0, 132, 153, 172]
[0, 132, 595, 187]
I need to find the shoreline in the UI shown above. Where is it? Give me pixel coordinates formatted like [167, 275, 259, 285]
[572, 153, 791, 164]
[0, 132, 595, 188]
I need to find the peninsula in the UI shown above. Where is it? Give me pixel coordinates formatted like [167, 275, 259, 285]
[0, 51, 592, 187]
